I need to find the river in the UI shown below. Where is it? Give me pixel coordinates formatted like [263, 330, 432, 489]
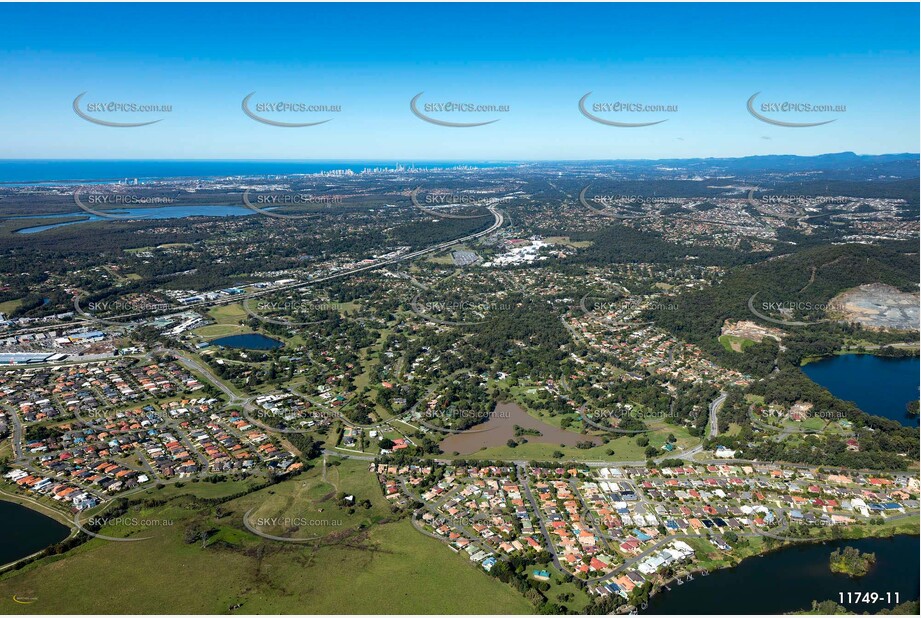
[0, 501, 70, 566]
[643, 534, 919, 614]
[802, 354, 919, 426]
[10, 205, 260, 234]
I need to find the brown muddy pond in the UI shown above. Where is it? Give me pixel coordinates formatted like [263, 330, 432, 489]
[439, 402, 601, 454]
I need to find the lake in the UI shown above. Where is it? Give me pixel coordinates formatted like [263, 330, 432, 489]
[0, 501, 70, 566]
[438, 402, 601, 454]
[211, 333, 283, 350]
[802, 354, 919, 426]
[644, 535, 919, 614]
[10, 205, 259, 234]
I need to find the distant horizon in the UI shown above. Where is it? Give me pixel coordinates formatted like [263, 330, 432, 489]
[1, 152, 918, 163]
[1, 152, 916, 184]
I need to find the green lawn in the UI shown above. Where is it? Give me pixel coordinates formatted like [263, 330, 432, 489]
[543, 236, 592, 249]
[193, 323, 253, 339]
[133, 477, 263, 501]
[207, 303, 248, 324]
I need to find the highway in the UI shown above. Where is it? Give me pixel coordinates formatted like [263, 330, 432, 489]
[15, 207, 505, 336]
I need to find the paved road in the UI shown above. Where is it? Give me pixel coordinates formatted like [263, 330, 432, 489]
[708, 391, 727, 439]
[517, 463, 569, 575]
[323, 448, 375, 462]
[7, 407, 25, 463]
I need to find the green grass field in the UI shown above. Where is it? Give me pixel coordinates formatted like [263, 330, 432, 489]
[543, 236, 592, 249]
[0, 299, 23, 315]
[207, 303, 248, 324]
[719, 334, 756, 353]
[227, 460, 392, 541]
[191, 304, 253, 339]
[193, 323, 253, 339]
[0, 463, 533, 614]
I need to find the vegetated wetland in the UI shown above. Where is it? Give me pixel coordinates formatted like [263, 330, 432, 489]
[438, 402, 602, 455]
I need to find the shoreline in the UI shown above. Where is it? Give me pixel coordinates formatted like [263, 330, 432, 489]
[799, 347, 919, 367]
[798, 351, 919, 425]
[0, 494, 77, 573]
[0, 489, 74, 529]
[642, 526, 920, 609]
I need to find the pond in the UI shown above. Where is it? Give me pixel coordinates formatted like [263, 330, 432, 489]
[211, 333, 283, 350]
[438, 402, 601, 454]
[643, 534, 919, 614]
[802, 354, 919, 426]
[0, 501, 70, 566]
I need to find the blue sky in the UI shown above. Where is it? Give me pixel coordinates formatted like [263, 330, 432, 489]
[0, 3, 917, 160]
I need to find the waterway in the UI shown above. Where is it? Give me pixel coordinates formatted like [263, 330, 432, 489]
[211, 333, 283, 350]
[0, 501, 70, 566]
[644, 534, 919, 614]
[438, 402, 601, 454]
[10, 205, 259, 234]
[802, 354, 919, 426]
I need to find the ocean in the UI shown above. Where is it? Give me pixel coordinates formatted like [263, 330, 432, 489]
[0, 160, 515, 184]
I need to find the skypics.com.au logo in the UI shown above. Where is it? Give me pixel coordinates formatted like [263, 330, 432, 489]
[410, 188, 493, 220]
[579, 92, 677, 127]
[73, 189, 173, 220]
[242, 189, 342, 219]
[243, 509, 344, 543]
[241, 92, 341, 127]
[747, 92, 845, 127]
[578, 186, 660, 220]
[410, 92, 509, 127]
[73, 92, 171, 127]
[243, 297, 342, 327]
[73, 296, 171, 327]
[748, 294, 831, 326]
